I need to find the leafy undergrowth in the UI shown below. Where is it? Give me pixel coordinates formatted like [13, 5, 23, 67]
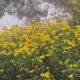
[0, 21, 80, 80]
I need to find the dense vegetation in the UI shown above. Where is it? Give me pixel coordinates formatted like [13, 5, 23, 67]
[0, 0, 80, 80]
[0, 21, 80, 80]
[54, 0, 80, 26]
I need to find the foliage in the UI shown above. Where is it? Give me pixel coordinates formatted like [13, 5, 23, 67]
[54, 0, 80, 26]
[0, 21, 80, 80]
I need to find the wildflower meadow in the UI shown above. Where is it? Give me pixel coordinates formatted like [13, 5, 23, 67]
[0, 21, 80, 80]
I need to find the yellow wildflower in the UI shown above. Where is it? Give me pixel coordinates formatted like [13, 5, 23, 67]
[40, 72, 50, 79]
[68, 40, 76, 47]
[69, 64, 78, 68]
[68, 74, 73, 79]
[30, 70, 35, 73]
[39, 55, 45, 60]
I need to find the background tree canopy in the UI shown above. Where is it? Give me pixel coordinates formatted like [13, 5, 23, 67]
[54, 0, 80, 26]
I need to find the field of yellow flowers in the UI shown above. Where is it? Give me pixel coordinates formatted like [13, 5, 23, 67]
[0, 21, 80, 80]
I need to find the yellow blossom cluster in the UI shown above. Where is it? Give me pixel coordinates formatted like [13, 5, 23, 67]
[0, 21, 80, 80]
